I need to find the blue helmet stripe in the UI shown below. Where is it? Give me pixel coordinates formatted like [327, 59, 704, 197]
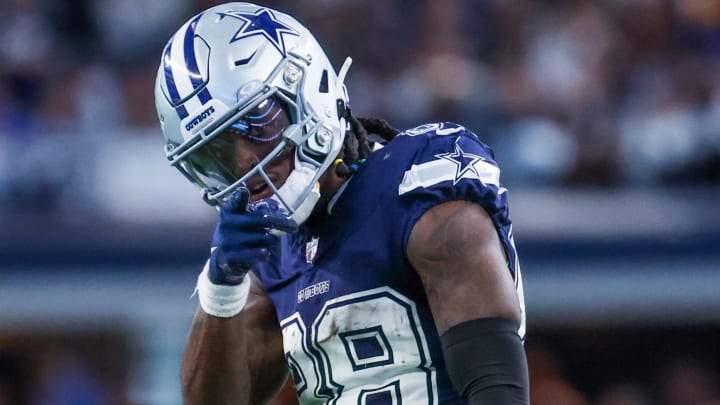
[175, 105, 189, 118]
[162, 12, 209, 119]
[183, 13, 205, 91]
[198, 87, 212, 104]
[163, 42, 189, 119]
[162, 40, 183, 106]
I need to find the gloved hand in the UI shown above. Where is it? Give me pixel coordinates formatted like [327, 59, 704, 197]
[208, 187, 298, 285]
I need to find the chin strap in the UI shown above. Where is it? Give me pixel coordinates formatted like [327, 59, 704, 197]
[269, 161, 321, 225]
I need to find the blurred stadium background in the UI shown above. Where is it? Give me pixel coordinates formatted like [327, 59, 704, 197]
[1, 0, 719, 404]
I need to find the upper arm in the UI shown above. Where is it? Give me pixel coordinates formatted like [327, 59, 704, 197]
[407, 200, 521, 335]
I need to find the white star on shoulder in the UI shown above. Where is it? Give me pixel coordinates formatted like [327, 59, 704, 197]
[434, 142, 484, 184]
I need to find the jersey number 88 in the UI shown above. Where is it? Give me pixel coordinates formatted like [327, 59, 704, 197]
[281, 287, 438, 404]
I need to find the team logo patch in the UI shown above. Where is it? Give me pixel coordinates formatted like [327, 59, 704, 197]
[297, 279, 329, 303]
[184, 105, 216, 131]
[306, 236, 319, 264]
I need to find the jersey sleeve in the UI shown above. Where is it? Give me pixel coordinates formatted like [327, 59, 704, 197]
[395, 123, 514, 273]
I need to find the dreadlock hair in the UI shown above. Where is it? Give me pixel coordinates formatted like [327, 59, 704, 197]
[333, 111, 400, 177]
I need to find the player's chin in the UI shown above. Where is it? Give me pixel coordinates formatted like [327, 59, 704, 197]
[245, 172, 279, 203]
[248, 168, 293, 203]
[249, 185, 274, 203]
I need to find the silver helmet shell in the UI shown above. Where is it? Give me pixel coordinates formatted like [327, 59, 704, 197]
[154, 2, 350, 223]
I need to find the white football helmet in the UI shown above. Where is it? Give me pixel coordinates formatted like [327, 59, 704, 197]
[154, 2, 351, 223]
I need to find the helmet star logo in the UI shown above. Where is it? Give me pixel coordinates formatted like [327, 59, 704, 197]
[218, 8, 299, 56]
[435, 141, 484, 184]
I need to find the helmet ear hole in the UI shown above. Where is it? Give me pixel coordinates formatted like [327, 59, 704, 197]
[319, 70, 329, 93]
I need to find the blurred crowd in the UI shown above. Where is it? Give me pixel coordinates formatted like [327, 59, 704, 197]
[1, 2, 720, 403]
[528, 342, 720, 405]
[1, 0, 719, 212]
[278, 0, 720, 188]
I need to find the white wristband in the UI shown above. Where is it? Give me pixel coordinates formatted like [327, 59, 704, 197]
[195, 259, 251, 318]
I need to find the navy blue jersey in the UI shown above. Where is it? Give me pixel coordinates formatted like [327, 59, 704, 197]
[251, 122, 526, 404]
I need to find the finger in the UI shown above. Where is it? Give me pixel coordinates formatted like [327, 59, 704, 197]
[223, 248, 273, 267]
[232, 211, 298, 233]
[223, 187, 250, 213]
[219, 211, 297, 233]
[219, 232, 278, 249]
[261, 213, 298, 233]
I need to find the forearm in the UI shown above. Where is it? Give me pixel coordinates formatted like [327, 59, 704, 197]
[179, 189, 294, 404]
[441, 317, 529, 404]
[181, 308, 251, 405]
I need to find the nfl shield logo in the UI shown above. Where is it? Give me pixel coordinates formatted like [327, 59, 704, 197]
[306, 236, 319, 264]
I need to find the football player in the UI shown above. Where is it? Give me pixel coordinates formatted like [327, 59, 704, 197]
[154, 3, 529, 404]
